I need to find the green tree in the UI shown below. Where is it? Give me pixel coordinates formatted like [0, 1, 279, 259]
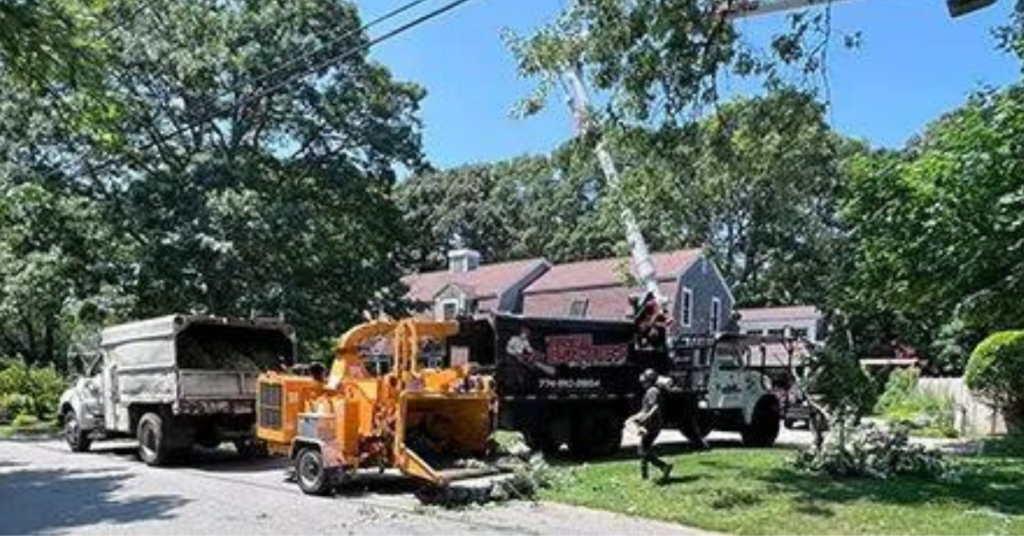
[0, 0, 425, 356]
[622, 89, 844, 307]
[0, 178, 128, 369]
[401, 89, 845, 315]
[506, 0, 836, 126]
[834, 85, 1024, 373]
[0, 0, 105, 88]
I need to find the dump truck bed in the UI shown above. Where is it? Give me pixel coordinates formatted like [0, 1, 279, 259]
[99, 315, 294, 431]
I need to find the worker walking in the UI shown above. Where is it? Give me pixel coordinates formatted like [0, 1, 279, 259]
[628, 368, 673, 481]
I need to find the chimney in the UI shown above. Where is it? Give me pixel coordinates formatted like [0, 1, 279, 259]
[448, 248, 481, 273]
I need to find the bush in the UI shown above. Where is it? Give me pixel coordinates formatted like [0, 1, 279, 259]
[805, 346, 876, 418]
[0, 359, 66, 422]
[965, 330, 1024, 432]
[0, 393, 34, 423]
[874, 369, 920, 415]
[874, 369, 957, 438]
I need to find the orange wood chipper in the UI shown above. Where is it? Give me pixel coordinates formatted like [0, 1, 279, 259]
[255, 318, 497, 495]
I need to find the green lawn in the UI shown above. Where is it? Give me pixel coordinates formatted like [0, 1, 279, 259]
[0, 420, 58, 439]
[541, 440, 1024, 535]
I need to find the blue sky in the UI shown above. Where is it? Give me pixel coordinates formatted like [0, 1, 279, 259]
[354, 0, 1021, 168]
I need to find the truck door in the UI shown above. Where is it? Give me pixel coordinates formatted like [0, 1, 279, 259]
[706, 345, 745, 410]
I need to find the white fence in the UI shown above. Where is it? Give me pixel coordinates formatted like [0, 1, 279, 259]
[918, 377, 1006, 437]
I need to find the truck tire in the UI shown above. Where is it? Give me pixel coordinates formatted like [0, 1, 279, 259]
[138, 412, 172, 466]
[681, 413, 713, 449]
[234, 438, 264, 459]
[524, 427, 560, 456]
[569, 412, 622, 459]
[63, 409, 91, 453]
[741, 397, 780, 448]
[295, 447, 332, 496]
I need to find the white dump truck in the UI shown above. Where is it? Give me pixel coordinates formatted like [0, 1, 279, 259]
[58, 315, 295, 465]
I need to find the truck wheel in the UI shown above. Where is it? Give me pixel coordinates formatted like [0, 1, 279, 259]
[741, 397, 780, 448]
[234, 439, 264, 459]
[681, 412, 713, 448]
[569, 413, 622, 459]
[138, 412, 172, 466]
[63, 409, 91, 453]
[295, 447, 332, 496]
[524, 427, 561, 456]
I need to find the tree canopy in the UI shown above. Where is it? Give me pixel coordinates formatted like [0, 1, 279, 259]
[0, 0, 425, 365]
[401, 87, 844, 310]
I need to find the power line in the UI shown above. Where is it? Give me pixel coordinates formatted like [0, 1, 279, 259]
[237, 0, 480, 112]
[81, 0, 482, 177]
[221, 0, 436, 104]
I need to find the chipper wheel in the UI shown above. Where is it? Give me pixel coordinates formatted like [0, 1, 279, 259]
[295, 447, 333, 496]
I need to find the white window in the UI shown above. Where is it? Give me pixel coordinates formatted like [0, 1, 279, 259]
[711, 297, 721, 332]
[439, 299, 460, 320]
[568, 298, 589, 318]
[681, 287, 693, 327]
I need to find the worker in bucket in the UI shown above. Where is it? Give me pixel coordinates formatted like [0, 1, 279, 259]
[627, 368, 673, 481]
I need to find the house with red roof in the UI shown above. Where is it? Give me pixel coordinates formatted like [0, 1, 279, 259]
[521, 249, 735, 335]
[402, 249, 549, 320]
[402, 247, 736, 336]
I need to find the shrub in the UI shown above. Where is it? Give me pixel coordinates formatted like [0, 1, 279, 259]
[874, 369, 920, 415]
[0, 359, 66, 421]
[965, 330, 1024, 432]
[874, 368, 957, 438]
[805, 346, 876, 419]
[0, 393, 34, 423]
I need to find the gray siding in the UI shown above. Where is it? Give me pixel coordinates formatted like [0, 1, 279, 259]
[672, 257, 734, 336]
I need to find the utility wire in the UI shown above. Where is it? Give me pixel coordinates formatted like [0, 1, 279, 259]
[219, 0, 436, 104]
[75, 0, 482, 177]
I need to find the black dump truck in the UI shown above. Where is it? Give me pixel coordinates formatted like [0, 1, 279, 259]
[452, 313, 717, 458]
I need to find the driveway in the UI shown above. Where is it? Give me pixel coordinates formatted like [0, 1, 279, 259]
[0, 439, 704, 536]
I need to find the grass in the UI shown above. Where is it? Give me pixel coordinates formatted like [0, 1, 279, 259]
[541, 439, 1024, 535]
[0, 418, 59, 438]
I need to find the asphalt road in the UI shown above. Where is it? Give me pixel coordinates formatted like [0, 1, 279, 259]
[0, 438, 704, 536]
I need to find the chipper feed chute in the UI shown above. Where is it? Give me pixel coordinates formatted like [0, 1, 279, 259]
[394, 391, 496, 484]
[256, 317, 497, 495]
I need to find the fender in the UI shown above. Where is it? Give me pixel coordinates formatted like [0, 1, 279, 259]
[58, 377, 103, 432]
[289, 437, 325, 460]
[740, 372, 772, 424]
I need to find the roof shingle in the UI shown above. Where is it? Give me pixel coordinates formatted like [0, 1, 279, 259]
[524, 249, 702, 294]
[402, 258, 547, 304]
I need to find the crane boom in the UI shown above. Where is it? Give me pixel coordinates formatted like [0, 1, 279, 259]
[562, 66, 663, 303]
[718, 0, 859, 20]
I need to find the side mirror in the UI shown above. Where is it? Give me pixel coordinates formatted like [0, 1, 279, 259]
[947, 0, 997, 17]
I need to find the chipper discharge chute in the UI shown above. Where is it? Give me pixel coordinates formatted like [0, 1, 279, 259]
[256, 318, 497, 495]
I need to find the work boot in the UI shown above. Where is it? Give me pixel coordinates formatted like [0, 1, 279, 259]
[660, 463, 673, 482]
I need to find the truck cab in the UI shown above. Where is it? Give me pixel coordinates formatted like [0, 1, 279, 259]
[684, 332, 811, 446]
